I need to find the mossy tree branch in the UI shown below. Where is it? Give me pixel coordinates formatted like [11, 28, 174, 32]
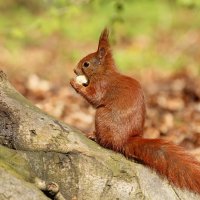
[0, 70, 199, 200]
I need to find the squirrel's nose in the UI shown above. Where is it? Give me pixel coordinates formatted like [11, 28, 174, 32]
[73, 69, 78, 75]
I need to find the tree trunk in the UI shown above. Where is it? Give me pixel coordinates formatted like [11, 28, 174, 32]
[0, 70, 199, 200]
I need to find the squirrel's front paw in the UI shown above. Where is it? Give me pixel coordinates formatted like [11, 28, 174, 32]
[70, 78, 76, 87]
[70, 78, 78, 88]
[70, 78, 82, 92]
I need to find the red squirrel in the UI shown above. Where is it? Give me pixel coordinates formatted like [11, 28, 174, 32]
[70, 28, 200, 194]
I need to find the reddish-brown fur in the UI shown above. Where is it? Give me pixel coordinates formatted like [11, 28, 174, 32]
[70, 28, 200, 194]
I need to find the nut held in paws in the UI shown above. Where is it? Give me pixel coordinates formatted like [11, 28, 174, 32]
[75, 75, 88, 85]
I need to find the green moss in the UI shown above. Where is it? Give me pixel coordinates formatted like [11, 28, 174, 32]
[0, 145, 32, 181]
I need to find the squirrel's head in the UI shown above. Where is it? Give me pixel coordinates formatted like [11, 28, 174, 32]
[73, 28, 115, 84]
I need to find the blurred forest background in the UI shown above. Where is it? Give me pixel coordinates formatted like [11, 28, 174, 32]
[1, 0, 200, 159]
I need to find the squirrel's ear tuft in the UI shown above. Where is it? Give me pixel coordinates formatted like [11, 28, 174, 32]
[99, 28, 109, 43]
[97, 28, 110, 59]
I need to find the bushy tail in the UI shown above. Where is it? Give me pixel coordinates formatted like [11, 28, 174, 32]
[124, 137, 200, 194]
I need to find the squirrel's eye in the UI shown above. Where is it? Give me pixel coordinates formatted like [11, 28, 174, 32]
[83, 62, 90, 67]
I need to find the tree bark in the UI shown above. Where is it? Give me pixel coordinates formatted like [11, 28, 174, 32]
[0, 70, 199, 200]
